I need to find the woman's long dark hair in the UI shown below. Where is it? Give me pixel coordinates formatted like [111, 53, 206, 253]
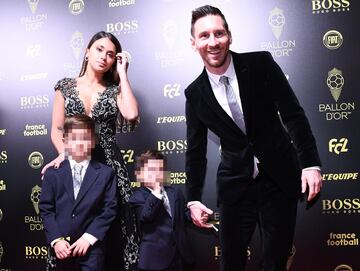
[78, 31, 122, 85]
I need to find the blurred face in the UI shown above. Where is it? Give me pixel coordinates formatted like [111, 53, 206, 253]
[86, 37, 116, 73]
[136, 159, 164, 185]
[191, 15, 232, 75]
[64, 127, 95, 161]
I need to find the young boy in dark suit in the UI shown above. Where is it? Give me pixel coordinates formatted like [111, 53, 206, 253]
[39, 114, 117, 271]
[129, 150, 194, 271]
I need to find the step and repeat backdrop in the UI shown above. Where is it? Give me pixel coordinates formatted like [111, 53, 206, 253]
[0, 0, 359, 270]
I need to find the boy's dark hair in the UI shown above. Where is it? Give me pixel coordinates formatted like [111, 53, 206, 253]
[63, 114, 96, 137]
[135, 150, 166, 173]
[191, 5, 229, 36]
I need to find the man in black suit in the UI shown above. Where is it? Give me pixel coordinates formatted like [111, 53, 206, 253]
[129, 150, 194, 271]
[185, 5, 322, 271]
[39, 114, 117, 271]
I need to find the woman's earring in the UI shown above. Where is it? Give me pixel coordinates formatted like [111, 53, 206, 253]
[85, 56, 89, 61]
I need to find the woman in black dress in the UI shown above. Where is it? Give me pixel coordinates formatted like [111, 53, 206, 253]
[42, 31, 140, 270]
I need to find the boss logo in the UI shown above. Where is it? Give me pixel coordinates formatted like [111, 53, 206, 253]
[157, 140, 187, 153]
[20, 95, 49, 108]
[214, 246, 251, 259]
[312, 0, 350, 11]
[0, 151, 7, 162]
[25, 246, 47, 257]
[322, 198, 360, 211]
[106, 20, 138, 34]
[312, 0, 350, 14]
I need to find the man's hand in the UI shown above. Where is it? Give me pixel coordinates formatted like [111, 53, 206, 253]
[301, 169, 322, 201]
[189, 202, 214, 228]
[54, 240, 71, 260]
[69, 237, 91, 257]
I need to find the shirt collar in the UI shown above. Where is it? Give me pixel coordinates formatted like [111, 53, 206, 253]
[68, 158, 90, 169]
[206, 54, 236, 86]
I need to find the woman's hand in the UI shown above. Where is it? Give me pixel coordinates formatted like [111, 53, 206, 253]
[116, 52, 130, 77]
[41, 153, 65, 179]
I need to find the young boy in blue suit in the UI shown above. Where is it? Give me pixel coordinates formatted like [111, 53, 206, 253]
[39, 114, 117, 271]
[129, 150, 194, 271]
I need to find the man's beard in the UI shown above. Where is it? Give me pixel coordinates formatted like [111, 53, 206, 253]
[207, 50, 229, 68]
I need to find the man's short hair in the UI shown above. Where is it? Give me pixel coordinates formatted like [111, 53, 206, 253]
[191, 5, 229, 36]
[63, 114, 96, 137]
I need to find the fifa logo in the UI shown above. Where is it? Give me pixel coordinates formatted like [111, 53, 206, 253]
[68, 0, 85, 15]
[328, 138, 348, 154]
[164, 83, 181, 98]
[323, 30, 343, 50]
[28, 151, 44, 169]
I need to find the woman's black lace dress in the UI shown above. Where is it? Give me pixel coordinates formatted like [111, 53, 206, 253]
[46, 77, 139, 270]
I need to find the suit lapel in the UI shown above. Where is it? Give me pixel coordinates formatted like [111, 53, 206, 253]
[200, 58, 251, 138]
[199, 70, 241, 135]
[59, 160, 76, 203]
[73, 160, 100, 208]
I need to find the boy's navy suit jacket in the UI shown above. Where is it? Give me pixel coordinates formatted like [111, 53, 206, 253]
[39, 159, 117, 250]
[129, 186, 194, 270]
